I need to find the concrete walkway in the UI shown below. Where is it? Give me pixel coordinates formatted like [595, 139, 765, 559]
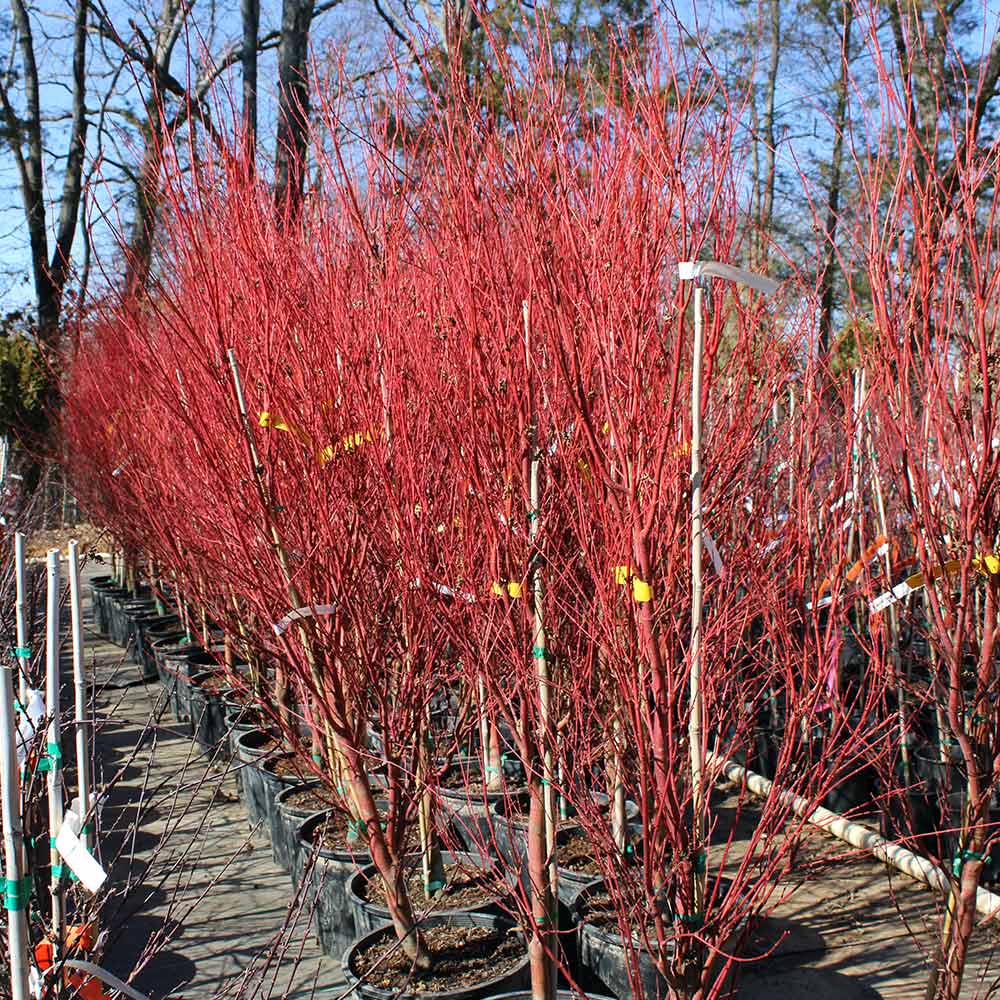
[81, 568, 334, 1000]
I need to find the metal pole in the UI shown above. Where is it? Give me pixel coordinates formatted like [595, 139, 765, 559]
[1, 578, 31, 1000]
[68, 540, 91, 851]
[14, 533, 29, 707]
[689, 284, 706, 913]
[45, 548, 64, 956]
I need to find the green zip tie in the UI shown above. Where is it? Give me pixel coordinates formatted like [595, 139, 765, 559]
[13, 646, 30, 658]
[51, 865, 66, 879]
[678, 912, 704, 927]
[49, 836, 58, 849]
[426, 879, 446, 893]
[624, 842, 635, 856]
[531, 646, 553, 661]
[36, 757, 52, 773]
[311, 753, 323, 764]
[692, 852, 707, 874]
[953, 850, 991, 876]
[4, 877, 27, 911]
[533, 912, 555, 925]
[46, 743, 62, 761]
[484, 765, 501, 774]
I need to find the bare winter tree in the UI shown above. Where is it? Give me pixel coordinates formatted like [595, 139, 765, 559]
[0, 0, 88, 347]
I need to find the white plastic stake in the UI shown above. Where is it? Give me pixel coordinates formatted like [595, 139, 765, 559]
[1, 575, 30, 1000]
[14, 532, 28, 706]
[45, 548, 64, 955]
[68, 541, 91, 852]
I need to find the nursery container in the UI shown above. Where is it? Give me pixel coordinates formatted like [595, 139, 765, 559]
[274, 781, 334, 874]
[259, 751, 309, 835]
[129, 613, 179, 680]
[347, 850, 505, 937]
[342, 912, 529, 1000]
[574, 881, 736, 1000]
[188, 671, 231, 748]
[235, 728, 284, 828]
[109, 596, 155, 646]
[139, 619, 184, 676]
[438, 756, 523, 854]
[175, 647, 232, 727]
[296, 808, 374, 958]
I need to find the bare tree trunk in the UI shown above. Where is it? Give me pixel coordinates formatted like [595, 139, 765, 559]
[242, 0, 261, 156]
[1, 0, 88, 348]
[817, 1, 852, 354]
[756, 0, 781, 263]
[274, 0, 315, 216]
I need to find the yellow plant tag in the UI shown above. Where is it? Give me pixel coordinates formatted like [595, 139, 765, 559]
[613, 565, 632, 586]
[507, 581, 523, 599]
[632, 579, 652, 602]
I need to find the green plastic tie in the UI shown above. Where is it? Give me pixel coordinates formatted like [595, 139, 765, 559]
[426, 879, 446, 893]
[953, 849, 991, 876]
[51, 865, 66, 879]
[4, 877, 27, 911]
[311, 753, 323, 764]
[692, 852, 707, 874]
[624, 842, 635, 856]
[13, 646, 30, 658]
[527, 511, 539, 522]
[49, 836, 58, 849]
[533, 912, 555, 926]
[678, 912, 704, 927]
[531, 646, 553, 661]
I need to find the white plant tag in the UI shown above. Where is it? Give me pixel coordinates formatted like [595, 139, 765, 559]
[272, 604, 338, 636]
[56, 804, 107, 893]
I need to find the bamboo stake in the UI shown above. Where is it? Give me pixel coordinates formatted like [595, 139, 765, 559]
[45, 548, 65, 958]
[689, 284, 707, 915]
[1, 571, 30, 1000]
[68, 540, 92, 851]
[525, 300, 557, 1000]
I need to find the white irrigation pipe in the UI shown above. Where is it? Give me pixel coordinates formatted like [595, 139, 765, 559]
[68, 540, 91, 852]
[14, 532, 28, 707]
[45, 548, 65, 955]
[712, 754, 1000, 919]
[1, 558, 30, 1000]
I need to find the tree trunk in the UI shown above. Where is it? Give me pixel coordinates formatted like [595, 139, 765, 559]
[817, 1, 852, 355]
[242, 0, 260, 157]
[274, 0, 315, 217]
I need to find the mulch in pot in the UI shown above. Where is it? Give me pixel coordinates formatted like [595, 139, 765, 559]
[282, 785, 338, 813]
[352, 923, 523, 993]
[311, 808, 422, 853]
[559, 832, 601, 874]
[359, 860, 497, 910]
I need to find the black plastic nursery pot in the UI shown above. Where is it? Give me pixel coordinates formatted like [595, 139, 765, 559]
[157, 641, 204, 728]
[188, 671, 232, 748]
[175, 647, 232, 727]
[342, 912, 530, 1000]
[130, 613, 180, 678]
[487, 992, 612, 1000]
[260, 751, 310, 834]
[110, 596, 156, 647]
[573, 881, 737, 1000]
[152, 637, 199, 715]
[234, 728, 285, 828]
[92, 583, 127, 636]
[438, 756, 524, 855]
[347, 850, 506, 938]
[87, 576, 115, 633]
[296, 808, 375, 959]
[274, 781, 336, 874]
[140, 619, 184, 677]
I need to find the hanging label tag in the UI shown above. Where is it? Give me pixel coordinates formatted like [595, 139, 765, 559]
[272, 604, 338, 636]
[55, 806, 106, 893]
